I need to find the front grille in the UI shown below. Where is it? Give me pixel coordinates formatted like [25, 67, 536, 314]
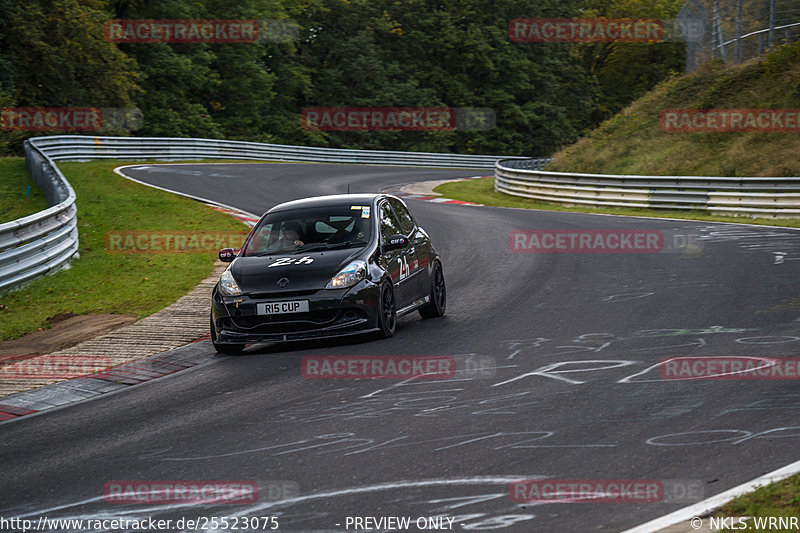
[224, 309, 367, 334]
[248, 289, 319, 299]
[233, 310, 338, 327]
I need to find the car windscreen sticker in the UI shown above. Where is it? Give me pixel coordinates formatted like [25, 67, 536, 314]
[361, 206, 371, 218]
[351, 205, 361, 210]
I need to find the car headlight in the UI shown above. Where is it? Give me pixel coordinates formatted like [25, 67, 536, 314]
[326, 260, 367, 289]
[218, 268, 242, 296]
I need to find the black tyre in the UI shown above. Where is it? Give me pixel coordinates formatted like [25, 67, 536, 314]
[419, 260, 446, 319]
[376, 280, 397, 338]
[210, 314, 246, 355]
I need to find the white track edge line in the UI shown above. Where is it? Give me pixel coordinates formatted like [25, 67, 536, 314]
[619, 458, 800, 533]
[113, 164, 261, 219]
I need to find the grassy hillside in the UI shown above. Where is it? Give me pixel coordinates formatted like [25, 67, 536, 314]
[548, 41, 800, 177]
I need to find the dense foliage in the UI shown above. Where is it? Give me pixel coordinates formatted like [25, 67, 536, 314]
[0, 0, 685, 156]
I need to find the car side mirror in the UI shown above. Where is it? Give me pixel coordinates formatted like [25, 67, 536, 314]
[381, 234, 409, 254]
[219, 248, 236, 262]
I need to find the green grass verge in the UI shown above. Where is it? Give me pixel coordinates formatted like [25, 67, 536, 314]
[0, 160, 250, 341]
[713, 474, 800, 531]
[434, 177, 800, 228]
[0, 157, 49, 223]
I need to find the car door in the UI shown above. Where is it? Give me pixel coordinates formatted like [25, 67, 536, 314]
[388, 197, 430, 302]
[378, 200, 415, 308]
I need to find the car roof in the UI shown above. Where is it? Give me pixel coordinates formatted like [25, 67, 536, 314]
[267, 193, 388, 213]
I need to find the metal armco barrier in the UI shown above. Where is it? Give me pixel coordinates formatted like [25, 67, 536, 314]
[496, 158, 800, 217]
[2, 135, 545, 292]
[31, 135, 540, 169]
[0, 140, 79, 293]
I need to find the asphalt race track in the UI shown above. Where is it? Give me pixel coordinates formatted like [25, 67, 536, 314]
[3, 162, 800, 532]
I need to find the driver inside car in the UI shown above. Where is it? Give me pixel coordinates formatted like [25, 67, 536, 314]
[280, 221, 305, 246]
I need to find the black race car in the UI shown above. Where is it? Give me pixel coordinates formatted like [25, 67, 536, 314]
[210, 193, 446, 353]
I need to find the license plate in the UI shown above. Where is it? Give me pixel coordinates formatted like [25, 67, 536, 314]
[257, 300, 310, 315]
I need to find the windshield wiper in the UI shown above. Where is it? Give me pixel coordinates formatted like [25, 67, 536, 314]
[251, 241, 365, 256]
[302, 241, 364, 253]
[252, 247, 298, 256]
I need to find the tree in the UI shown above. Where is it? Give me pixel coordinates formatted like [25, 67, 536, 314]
[0, 0, 139, 153]
[577, 0, 686, 123]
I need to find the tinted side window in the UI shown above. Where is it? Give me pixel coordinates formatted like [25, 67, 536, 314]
[242, 223, 275, 254]
[379, 202, 403, 240]
[389, 198, 415, 234]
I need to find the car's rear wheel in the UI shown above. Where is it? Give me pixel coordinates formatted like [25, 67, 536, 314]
[210, 313, 246, 355]
[419, 260, 446, 318]
[376, 280, 397, 338]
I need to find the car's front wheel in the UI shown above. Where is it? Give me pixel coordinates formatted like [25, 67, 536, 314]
[210, 313, 246, 354]
[419, 260, 446, 318]
[376, 280, 397, 338]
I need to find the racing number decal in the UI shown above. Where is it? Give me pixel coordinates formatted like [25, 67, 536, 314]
[399, 255, 410, 280]
[269, 257, 294, 268]
[268, 256, 314, 268]
[397, 255, 419, 281]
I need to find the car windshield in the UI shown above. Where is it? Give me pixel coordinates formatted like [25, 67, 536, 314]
[240, 204, 373, 256]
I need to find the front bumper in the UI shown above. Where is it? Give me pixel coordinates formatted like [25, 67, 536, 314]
[211, 280, 380, 343]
